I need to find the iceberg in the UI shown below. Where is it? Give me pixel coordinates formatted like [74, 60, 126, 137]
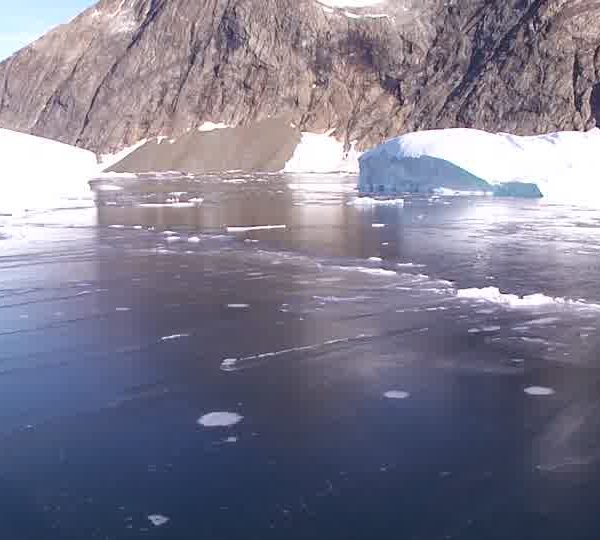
[359, 127, 600, 204]
[0, 128, 99, 215]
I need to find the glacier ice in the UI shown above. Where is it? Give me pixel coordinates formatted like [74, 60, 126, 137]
[359, 127, 600, 204]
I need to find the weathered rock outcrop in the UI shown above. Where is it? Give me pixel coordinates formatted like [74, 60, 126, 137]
[0, 0, 599, 154]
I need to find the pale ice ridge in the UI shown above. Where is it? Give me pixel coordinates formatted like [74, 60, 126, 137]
[221, 334, 374, 372]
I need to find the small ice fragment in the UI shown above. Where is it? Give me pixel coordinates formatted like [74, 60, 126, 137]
[198, 412, 244, 427]
[165, 236, 181, 243]
[187, 236, 201, 244]
[524, 386, 555, 396]
[221, 358, 238, 371]
[227, 304, 250, 309]
[368, 257, 383, 262]
[162, 231, 177, 235]
[511, 358, 525, 364]
[468, 328, 481, 334]
[227, 225, 286, 232]
[160, 333, 190, 341]
[372, 223, 385, 228]
[109, 225, 125, 229]
[482, 325, 501, 332]
[148, 515, 170, 527]
[115, 307, 131, 312]
[384, 390, 410, 400]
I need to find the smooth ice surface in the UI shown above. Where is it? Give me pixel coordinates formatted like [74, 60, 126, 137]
[359, 128, 600, 205]
[198, 412, 244, 427]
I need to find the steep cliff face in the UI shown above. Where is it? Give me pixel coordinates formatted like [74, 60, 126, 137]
[0, 0, 598, 154]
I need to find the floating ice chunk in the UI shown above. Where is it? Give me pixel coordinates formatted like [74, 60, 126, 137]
[384, 390, 410, 399]
[227, 304, 250, 309]
[198, 412, 244, 427]
[160, 333, 190, 341]
[456, 287, 599, 310]
[397, 262, 426, 269]
[357, 267, 396, 277]
[221, 358, 238, 371]
[227, 225, 287, 232]
[350, 196, 405, 207]
[468, 328, 482, 334]
[115, 307, 131, 312]
[368, 256, 383, 262]
[187, 236, 201, 244]
[524, 386, 555, 396]
[165, 236, 181, 243]
[372, 223, 386, 228]
[148, 515, 170, 527]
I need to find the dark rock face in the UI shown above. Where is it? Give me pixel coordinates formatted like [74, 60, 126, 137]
[0, 0, 599, 154]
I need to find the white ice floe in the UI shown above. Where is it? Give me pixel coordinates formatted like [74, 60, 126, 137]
[284, 131, 361, 173]
[359, 127, 600, 205]
[227, 225, 287, 232]
[160, 333, 190, 341]
[187, 236, 201, 244]
[147, 515, 170, 527]
[524, 386, 555, 396]
[227, 304, 250, 309]
[456, 287, 599, 310]
[349, 196, 405, 206]
[368, 256, 383, 262]
[372, 223, 386, 228]
[355, 267, 396, 277]
[384, 390, 411, 399]
[220, 358, 238, 371]
[198, 412, 244, 427]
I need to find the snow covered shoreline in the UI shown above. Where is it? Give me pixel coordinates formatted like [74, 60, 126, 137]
[3, 124, 600, 215]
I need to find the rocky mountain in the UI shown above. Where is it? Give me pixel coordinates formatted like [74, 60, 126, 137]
[0, 0, 598, 156]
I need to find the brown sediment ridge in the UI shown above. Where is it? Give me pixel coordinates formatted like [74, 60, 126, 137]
[108, 119, 301, 174]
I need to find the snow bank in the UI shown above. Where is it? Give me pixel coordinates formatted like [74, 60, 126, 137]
[0, 129, 99, 215]
[359, 127, 600, 205]
[284, 132, 360, 173]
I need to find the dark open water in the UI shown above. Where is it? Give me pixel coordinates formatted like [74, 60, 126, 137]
[1, 173, 600, 539]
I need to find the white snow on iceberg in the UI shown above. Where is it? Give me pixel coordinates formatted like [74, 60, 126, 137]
[0, 128, 99, 215]
[359, 127, 600, 205]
